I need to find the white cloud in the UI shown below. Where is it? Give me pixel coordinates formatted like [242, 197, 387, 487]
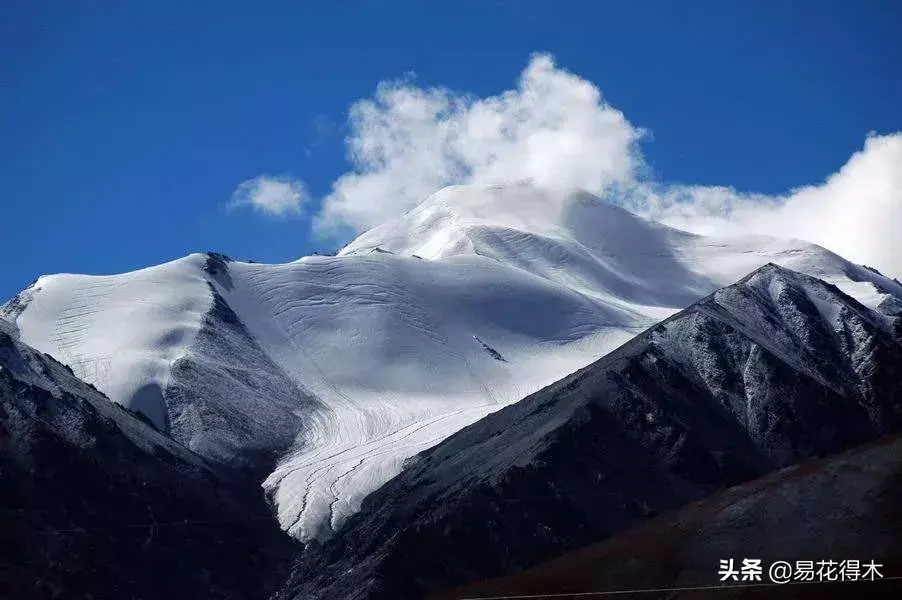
[229, 175, 308, 218]
[235, 53, 900, 278]
[315, 53, 644, 233]
[630, 132, 902, 277]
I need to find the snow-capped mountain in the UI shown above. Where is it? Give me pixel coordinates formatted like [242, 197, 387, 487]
[278, 263, 902, 600]
[3, 185, 901, 543]
[0, 318, 294, 599]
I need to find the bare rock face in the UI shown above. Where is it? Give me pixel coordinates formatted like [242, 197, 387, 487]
[279, 264, 902, 600]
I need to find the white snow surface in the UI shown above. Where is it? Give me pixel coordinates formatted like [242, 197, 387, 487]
[5, 184, 901, 542]
[9, 254, 212, 430]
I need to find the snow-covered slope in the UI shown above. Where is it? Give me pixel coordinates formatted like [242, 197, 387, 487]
[341, 185, 898, 310]
[279, 263, 902, 600]
[4, 185, 902, 543]
[2, 254, 212, 430]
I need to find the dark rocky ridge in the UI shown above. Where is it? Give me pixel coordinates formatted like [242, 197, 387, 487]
[164, 281, 319, 476]
[278, 264, 902, 600]
[0, 324, 297, 600]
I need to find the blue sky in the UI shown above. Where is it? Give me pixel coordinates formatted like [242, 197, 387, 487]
[2, 0, 901, 301]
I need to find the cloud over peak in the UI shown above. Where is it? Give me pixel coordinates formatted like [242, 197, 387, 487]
[233, 54, 901, 277]
[631, 132, 902, 276]
[315, 53, 644, 233]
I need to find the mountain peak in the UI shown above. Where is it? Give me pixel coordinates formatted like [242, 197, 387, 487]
[339, 184, 649, 259]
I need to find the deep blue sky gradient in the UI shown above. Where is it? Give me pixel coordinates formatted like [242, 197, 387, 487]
[2, 0, 900, 300]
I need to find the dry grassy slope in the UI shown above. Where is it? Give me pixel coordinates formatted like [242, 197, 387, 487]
[434, 434, 902, 600]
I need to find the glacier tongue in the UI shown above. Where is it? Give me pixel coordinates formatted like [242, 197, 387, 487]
[5, 184, 902, 543]
[223, 252, 640, 541]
